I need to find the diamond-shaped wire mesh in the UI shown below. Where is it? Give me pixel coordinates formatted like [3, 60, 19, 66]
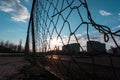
[25, 0, 120, 80]
[28, 0, 120, 52]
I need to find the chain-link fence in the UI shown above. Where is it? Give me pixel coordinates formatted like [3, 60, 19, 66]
[25, 0, 120, 80]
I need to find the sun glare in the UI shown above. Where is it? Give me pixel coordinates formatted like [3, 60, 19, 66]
[51, 38, 60, 46]
[48, 38, 63, 50]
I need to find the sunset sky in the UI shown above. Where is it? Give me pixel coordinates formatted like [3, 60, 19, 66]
[0, 0, 120, 50]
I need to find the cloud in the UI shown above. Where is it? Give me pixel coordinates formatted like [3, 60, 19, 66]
[46, 32, 120, 51]
[112, 25, 120, 30]
[11, 4, 30, 22]
[0, 6, 14, 12]
[52, 34, 100, 50]
[25, 0, 29, 2]
[61, 34, 87, 50]
[99, 10, 111, 16]
[0, 0, 30, 23]
[117, 25, 120, 28]
[119, 13, 120, 16]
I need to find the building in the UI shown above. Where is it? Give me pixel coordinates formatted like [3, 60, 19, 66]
[62, 43, 80, 54]
[87, 41, 106, 53]
[111, 47, 120, 55]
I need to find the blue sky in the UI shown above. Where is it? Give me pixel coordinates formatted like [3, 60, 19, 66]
[0, 0, 120, 49]
[87, 0, 120, 28]
[0, 0, 33, 46]
[46, 0, 120, 50]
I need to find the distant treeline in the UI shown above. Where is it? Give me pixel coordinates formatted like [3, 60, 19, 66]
[0, 40, 24, 53]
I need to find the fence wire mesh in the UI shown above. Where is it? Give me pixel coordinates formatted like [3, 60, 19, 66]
[25, 0, 120, 80]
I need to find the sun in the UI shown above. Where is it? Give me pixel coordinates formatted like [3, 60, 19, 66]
[49, 37, 62, 50]
[52, 38, 60, 46]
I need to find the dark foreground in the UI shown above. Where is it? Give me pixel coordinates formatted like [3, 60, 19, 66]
[6, 64, 60, 80]
[0, 53, 120, 80]
[0, 55, 60, 80]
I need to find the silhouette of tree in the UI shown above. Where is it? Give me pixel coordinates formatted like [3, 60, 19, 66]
[18, 40, 22, 52]
[0, 40, 4, 46]
[5, 40, 9, 48]
[0, 40, 24, 53]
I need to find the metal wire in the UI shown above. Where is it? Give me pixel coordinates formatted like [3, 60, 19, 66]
[25, 0, 120, 80]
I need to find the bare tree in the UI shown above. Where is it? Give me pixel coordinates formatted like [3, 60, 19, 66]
[0, 40, 4, 46]
[18, 40, 22, 52]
